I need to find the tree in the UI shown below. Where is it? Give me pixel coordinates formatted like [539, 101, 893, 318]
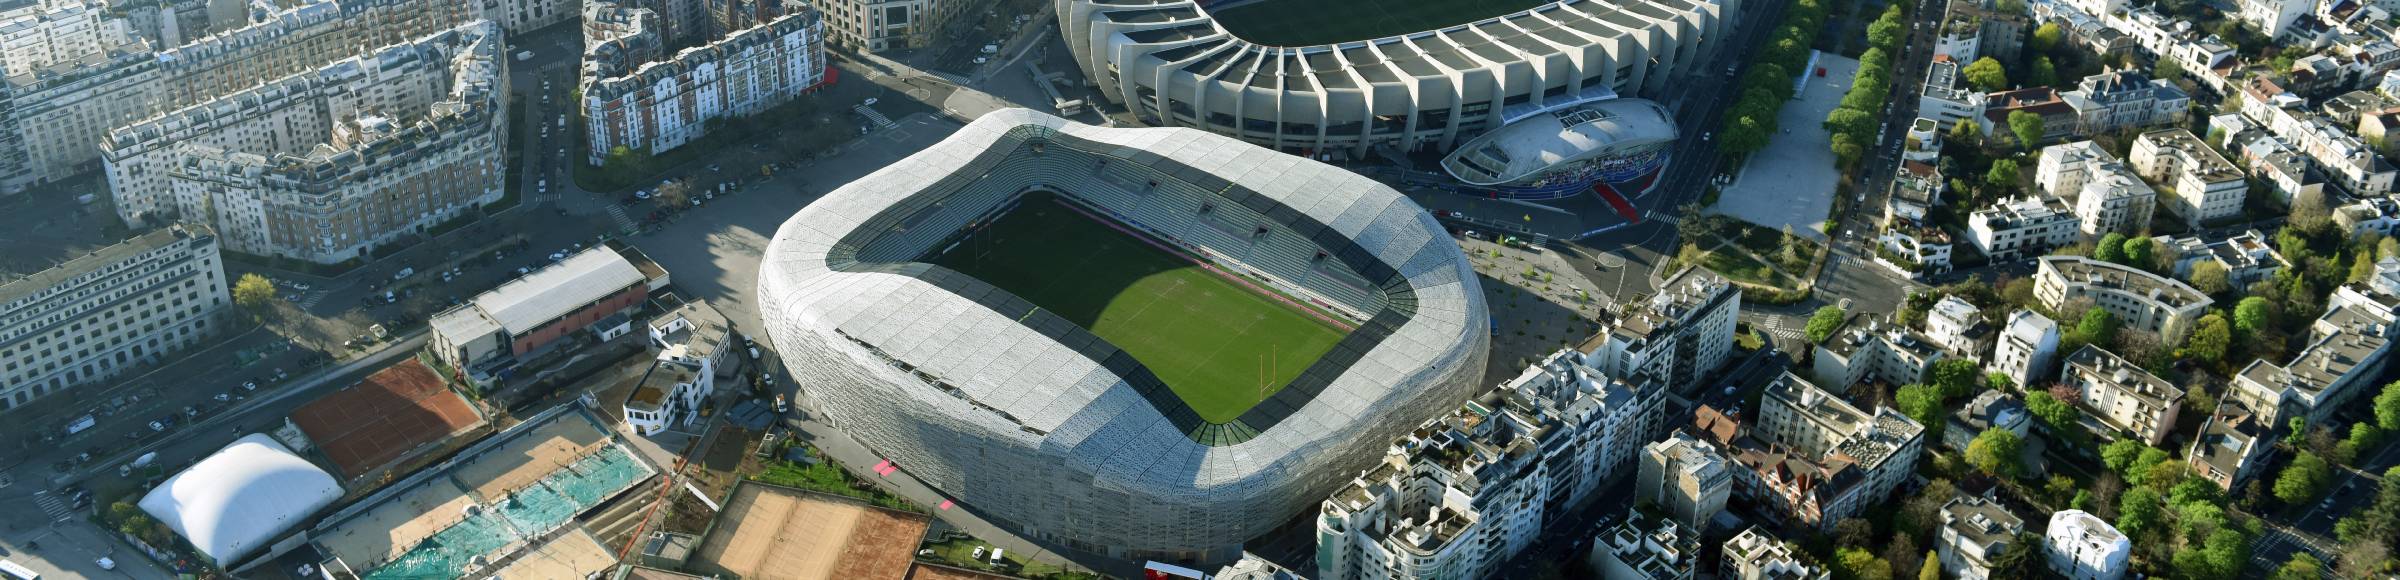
[2029, 56, 2059, 88]
[2009, 110, 2046, 149]
[2234, 297, 2272, 336]
[1918, 550, 1941, 580]
[2174, 527, 2252, 580]
[1951, 118, 1982, 143]
[1967, 428, 2026, 478]
[1806, 305, 1847, 344]
[2102, 439, 2147, 474]
[232, 273, 277, 311]
[2033, 23, 2064, 52]
[2156, 57, 2186, 81]
[2340, 423, 2386, 467]
[2275, 451, 2332, 505]
[1985, 158, 2021, 192]
[1868, 17, 1905, 52]
[2272, 553, 2323, 580]
[1898, 384, 1948, 440]
[1836, 547, 1895, 580]
[2377, 379, 2400, 430]
[2118, 485, 2164, 538]
[1931, 358, 1981, 399]
[1834, 519, 1877, 548]
[1826, 108, 1878, 141]
[1963, 57, 2009, 91]
[2095, 232, 2130, 263]
[2126, 446, 2171, 486]
[2122, 237, 2156, 271]
[2191, 261, 2231, 294]
[1675, 203, 1713, 247]
[2026, 391, 2086, 446]
[2185, 313, 2231, 366]
[654, 179, 693, 211]
[1833, 132, 1867, 170]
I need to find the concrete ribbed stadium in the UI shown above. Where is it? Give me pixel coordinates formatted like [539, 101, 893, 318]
[756, 109, 1487, 563]
[1058, 0, 1739, 156]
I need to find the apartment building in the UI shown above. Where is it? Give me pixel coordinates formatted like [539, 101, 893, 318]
[814, 0, 956, 52]
[1578, 266, 1741, 397]
[1812, 319, 1947, 392]
[1924, 295, 1988, 356]
[2062, 70, 2191, 136]
[2033, 256, 2213, 341]
[0, 225, 226, 413]
[0, 0, 104, 78]
[2239, 77, 2397, 197]
[102, 21, 506, 265]
[1723, 527, 1833, 580]
[580, 0, 825, 164]
[1938, 492, 2026, 580]
[2061, 346, 2185, 445]
[1990, 309, 2060, 388]
[1946, 390, 2033, 451]
[1636, 431, 1733, 531]
[2238, 0, 2313, 38]
[2046, 510, 2131, 580]
[1729, 373, 1925, 531]
[2152, 229, 2286, 288]
[1968, 195, 2080, 261]
[1316, 349, 1659, 580]
[2229, 283, 2399, 426]
[2190, 398, 2277, 491]
[2035, 140, 2160, 234]
[2130, 128, 2245, 227]
[628, 299, 736, 434]
[1921, 58, 1981, 125]
[2036, 141, 2111, 198]
[481, 0, 575, 33]
[2, 0, 476, 199]
[1589, 508, 1701, 580]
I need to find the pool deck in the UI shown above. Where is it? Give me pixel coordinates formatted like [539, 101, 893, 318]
[486, 527, 617, 579]
[305, 404, 655, 578]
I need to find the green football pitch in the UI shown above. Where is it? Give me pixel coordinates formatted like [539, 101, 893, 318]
[928, 194, 1349, 423]
[1205, 0, 1553, 46]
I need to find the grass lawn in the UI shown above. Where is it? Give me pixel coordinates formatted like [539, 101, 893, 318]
[1207, 0, 1551, 46]
[928, 193, 1347, 423]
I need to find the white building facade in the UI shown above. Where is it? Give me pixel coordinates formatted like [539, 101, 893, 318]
[0, 226, 226, 412]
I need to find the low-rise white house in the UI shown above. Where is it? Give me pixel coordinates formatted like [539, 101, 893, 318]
[2046, 510, 2131, 580]
[1924, 295, 1989, 357]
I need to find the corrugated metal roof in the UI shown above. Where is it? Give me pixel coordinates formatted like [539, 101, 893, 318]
[474, 248, 644, 335]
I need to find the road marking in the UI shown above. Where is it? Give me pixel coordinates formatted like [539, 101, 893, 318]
[34, 491, 72, 521]
[855, 105, 897, 129]
[605, 205, 638, 231]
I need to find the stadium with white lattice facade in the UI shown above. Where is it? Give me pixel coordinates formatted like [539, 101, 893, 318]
[756, 108, 1487, 563]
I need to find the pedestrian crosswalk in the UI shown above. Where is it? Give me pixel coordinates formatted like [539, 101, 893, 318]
[34, 491, 72, 521]
[1752, 314, 1805, 345]
[855, 105, 896, 130]
[605, 204, 637, 231]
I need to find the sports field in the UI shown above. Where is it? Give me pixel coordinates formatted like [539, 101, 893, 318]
[1205, 0, 1552, 46]
[928, 193, 1348, 423]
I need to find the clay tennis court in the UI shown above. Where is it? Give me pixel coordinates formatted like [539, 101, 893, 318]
[289, 359, 485, 479]
[690, 483, 930, 580]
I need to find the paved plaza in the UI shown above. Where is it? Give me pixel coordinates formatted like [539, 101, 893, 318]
[1713, 54, 1856, 240]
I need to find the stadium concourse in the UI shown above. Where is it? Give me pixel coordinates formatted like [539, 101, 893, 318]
[756, 108, 1487, 563]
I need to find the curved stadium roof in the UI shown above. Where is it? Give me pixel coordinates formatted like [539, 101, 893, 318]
[756, 108, 1487, 558]
[139, 434, 343, 565]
